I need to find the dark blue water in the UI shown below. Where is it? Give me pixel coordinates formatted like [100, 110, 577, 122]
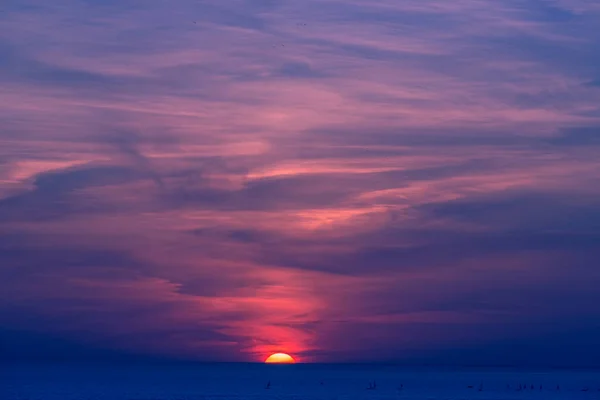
[3, 363, 600, 399]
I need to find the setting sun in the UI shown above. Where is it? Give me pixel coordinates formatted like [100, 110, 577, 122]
[265, 353, 296, 364]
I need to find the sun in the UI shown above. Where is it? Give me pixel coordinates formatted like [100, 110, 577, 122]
[265, 353, 296, 364]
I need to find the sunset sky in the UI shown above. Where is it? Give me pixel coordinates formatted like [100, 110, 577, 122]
[1, 0, 600, 366]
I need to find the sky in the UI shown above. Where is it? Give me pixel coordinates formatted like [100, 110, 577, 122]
[1, 0, 600, 367]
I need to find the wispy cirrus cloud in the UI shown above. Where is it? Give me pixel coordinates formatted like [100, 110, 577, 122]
[1, 0, 600, 365]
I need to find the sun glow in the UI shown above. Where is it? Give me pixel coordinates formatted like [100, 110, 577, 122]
[265, 353, 296, 364]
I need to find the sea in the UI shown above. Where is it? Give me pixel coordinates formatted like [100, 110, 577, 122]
[3, 363, 600, 400]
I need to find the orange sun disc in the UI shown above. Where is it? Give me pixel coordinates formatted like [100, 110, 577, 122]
[265, 353, 296, 364]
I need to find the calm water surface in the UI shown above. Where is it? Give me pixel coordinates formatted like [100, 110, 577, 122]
[4, 363, 600, 400]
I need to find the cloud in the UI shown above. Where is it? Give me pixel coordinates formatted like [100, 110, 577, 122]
[547, 126, 600, 146]
[1, 0, 600, 365]
[0, 328, 154, 362]
[0, 165, 148, 222]
[105, 129, 166, 189]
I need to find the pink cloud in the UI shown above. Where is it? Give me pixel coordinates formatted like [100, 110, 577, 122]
[1, 0, 600, 364]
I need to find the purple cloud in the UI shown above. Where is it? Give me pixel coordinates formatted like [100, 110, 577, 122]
[1, 0, 600, 365]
